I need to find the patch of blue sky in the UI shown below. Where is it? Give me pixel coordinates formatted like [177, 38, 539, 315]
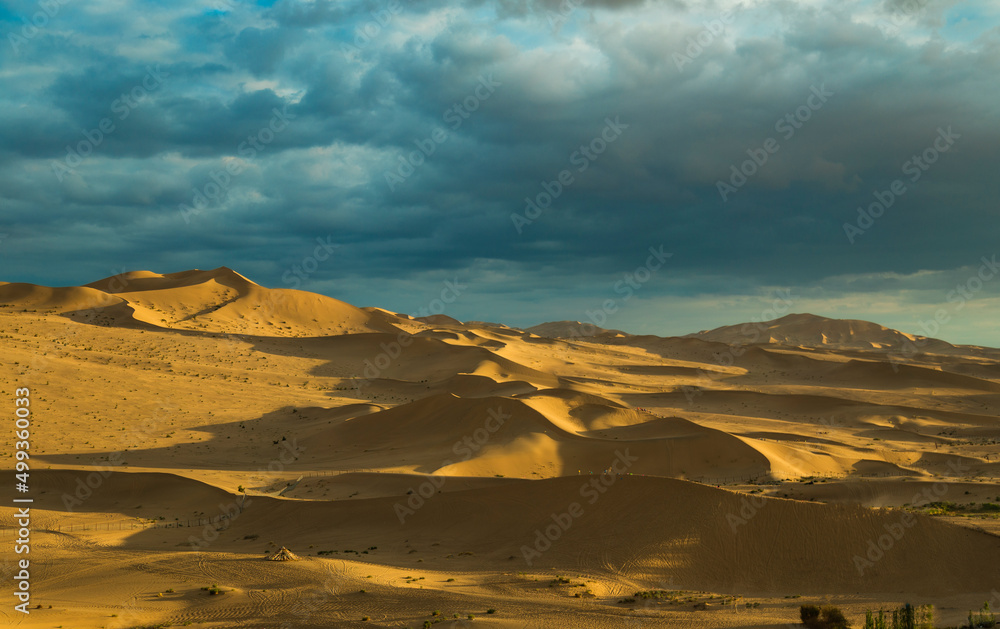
[941, 2, 999, 43]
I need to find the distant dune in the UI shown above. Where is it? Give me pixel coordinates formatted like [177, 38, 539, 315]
[526, 320, 630, 338]
[687, 312, 959, 352]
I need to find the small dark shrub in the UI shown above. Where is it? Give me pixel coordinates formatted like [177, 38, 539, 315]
[801, 604, 850, 628]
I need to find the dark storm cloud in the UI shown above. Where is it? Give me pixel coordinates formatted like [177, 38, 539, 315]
[1, 0, 999, 343]
[225, 26, 295, 76]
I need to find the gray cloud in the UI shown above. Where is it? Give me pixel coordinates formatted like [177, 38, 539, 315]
[1, 0, 998, 344]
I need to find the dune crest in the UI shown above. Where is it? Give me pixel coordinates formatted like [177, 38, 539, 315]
[1, 267, 396, 337]
[688, 312, 959, 352]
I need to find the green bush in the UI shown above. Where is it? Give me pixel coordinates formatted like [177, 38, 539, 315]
[969, 601, 997, 628]
[864, 603, 933, 629]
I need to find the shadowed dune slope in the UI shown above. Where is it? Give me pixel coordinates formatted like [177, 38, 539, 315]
[40, 470, 998, 598]
[0, 282, 123, 311]
[243, 480, 1000, 596]
[30, 469, 235, 513]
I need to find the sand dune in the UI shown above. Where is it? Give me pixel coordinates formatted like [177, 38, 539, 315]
[526, 320, 629, 338]
[2, 267, 395, 337]
[299, 390, 772, 480]
[828, 359, 1000, 391]
[0, 282, 123, 311]
[85, 267, 258, 293]
[3, 268, 999, 627]
[689, 312, 960, 353]
[416, 313, 463, 326]
[19, 470, 1000, 598]
[29, 469, 235, 515]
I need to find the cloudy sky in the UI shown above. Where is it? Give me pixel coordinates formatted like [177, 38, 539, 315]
[2, 0, 999, 344]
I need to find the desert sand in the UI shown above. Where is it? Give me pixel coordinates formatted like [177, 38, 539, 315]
[1, 267, 999, 628]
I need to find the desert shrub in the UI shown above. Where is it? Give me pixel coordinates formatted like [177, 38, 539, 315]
[802, 605, 822, 625]
[634, 590, 675, 599]
[822, 606, 849, 628]
[801, 604, 849, 628]
[969, 601, 997, 628]
[864, 603, 933, 629]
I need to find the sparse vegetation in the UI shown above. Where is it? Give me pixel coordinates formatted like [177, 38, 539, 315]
[968, 601, 997, 628]
[863, 603, 934, 629]
[801, 604, 849, 629]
